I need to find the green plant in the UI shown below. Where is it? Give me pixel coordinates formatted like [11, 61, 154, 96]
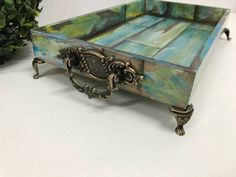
[0, 0, 42, 65]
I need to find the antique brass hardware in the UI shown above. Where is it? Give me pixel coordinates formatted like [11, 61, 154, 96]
[58, 47, 143, 99]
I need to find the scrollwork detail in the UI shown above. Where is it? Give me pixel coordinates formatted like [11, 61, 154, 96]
[58, 47, 143, 99]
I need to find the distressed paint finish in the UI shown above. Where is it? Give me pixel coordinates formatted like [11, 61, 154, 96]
[88, 15, 164, 47]
[196, 6, 225, 24]
[141, 61, 195, 108]
[146, 0, 167, 16]
[31, 32, 144, 74]
[88, 23, 146, 47]
[154, 24, 213, 67]
[37, 5, 126, 39]
[31, 0, 230, 108]
[169, 3, 196, 20]
[31, 32, 70, 67]
[125, 0, 145, 20]
[129, 18, 191, 48]
[128, 15, 164, 27]
[198, 9, 230, 68]
[114, 40, 159, 58]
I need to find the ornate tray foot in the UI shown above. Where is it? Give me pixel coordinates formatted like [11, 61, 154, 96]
[32, 58, 45, 79]
[223, 28, 232, 41]
[169, 104, 194, 136]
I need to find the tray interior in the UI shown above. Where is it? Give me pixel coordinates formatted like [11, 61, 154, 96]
[87, 15, 214, 68]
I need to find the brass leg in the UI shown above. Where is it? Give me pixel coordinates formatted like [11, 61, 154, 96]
[223, 28, 232, 41]
[32, 58, 45, 79]
[169, 104, 194, 136]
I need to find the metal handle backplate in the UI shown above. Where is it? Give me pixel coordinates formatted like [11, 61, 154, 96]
[58, 47, 143, 99]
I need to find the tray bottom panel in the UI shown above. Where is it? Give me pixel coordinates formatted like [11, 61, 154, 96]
[88, 15, 214, 68]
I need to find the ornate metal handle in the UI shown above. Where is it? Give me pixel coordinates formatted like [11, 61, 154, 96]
[58, 47, 143, 99]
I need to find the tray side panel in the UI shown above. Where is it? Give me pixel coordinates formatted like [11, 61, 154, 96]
[146, 0, 168, 16]
[168, 3, 196, 20]
[199, 10, 230, 64]
[31, 31, 144, 95]
[141, 60, 195, 108]
[190, 9, 230, 98]
[196, 6, 226, 24]
[126, 0, 145, 20]
[36, 5, 126, 39]
[32, 32, 70, 68]
[146, 0, 227, 24]
[34, 0, 146, 40]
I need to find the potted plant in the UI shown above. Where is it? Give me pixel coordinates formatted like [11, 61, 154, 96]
[0, 0, 42, 65]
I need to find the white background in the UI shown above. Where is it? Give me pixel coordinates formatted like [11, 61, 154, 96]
[0, 1, 236, 177]
[38, 0, 236, 25]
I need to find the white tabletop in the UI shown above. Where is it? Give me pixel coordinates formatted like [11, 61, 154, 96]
[0, 13, 236, 177]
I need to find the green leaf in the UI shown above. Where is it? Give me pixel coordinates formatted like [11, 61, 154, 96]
[2, 3, 15, 12]
[5, 0, 14, 5]
[0, 12, 6, 29]
[9, 34, 18, 40]
[22, 22, 34, 28]
[26, 0, 32, 5]
[10, 45, 22, 49]
[8, 13, 16, 20]
[0, 47, 14, 54]
[32, 10, 40, 16]
[20, 17, 25, 25]
[0, 34, 7, 41]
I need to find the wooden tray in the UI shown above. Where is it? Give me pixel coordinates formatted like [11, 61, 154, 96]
[31, 0, 231, 135]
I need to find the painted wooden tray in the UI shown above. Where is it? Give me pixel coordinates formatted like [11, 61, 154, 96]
[31, 0, 231, 135]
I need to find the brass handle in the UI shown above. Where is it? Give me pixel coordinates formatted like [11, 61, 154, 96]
[59, 47, 143, 99]
[65, 58, 118, 99]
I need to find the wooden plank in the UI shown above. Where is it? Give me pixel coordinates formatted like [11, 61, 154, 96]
[128, 18, 191, 49]
[125, 0, 145, 20]
[114, 40, 159, 58]
[198, 10, 230, 69]
[88, 23, 146, 47]
[128, 15, 164, 27]
[196, 6, 225, 24]
[191, 23, 214, 31]
[153, 24, 213, 68]
[141, 60, 195, 108]
[169, 3, 196, 20]
[146, 0, 168, 16]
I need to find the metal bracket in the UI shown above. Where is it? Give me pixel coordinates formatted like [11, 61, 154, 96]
[169, 104, 194, 136]
[32, 58, 45, 79]
[223, 28, 232, 41]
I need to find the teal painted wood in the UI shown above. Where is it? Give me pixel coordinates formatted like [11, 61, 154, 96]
[36, 5, 126, 39]
[198, 9, 230, 70]
[169, 3, 196, 20]
[31, 0, 230, 108]
[114, 40, 159, 58]
[128, 18, 190, 49]
[146, 0, 167, 16]
[125, 0, 145, 20]
[128, 15, 163, 27]
[88, 23, 146, 47]
[141, 60, 195, 108]
[31, 30, 145, 71]
[88, 15, 164, 47]
[153, 23, 213, 68]
[196, 6, 225, 24]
